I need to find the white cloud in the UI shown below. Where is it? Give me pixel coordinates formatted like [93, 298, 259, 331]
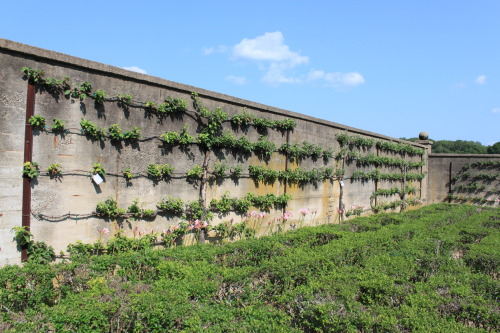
[475, 75, 486, 85]
[232, 31, 310, 85]
[492, 107, 500, 114]
[307, 70, 365, 88]
[205, 31, 365, 89]
[233, 31, 309, 66]
[123, 66, 147, 74]
[225, 75, 247, 85]
[203, 45, 228, 55]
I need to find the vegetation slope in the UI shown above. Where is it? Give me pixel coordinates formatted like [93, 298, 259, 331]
[1, 204, 499, 332]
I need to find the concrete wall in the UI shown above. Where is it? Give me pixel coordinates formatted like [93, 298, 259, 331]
[427, 154, 500, 205]
[1, 38, 429, 265]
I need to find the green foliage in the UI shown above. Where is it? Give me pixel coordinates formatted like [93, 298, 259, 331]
[157, 97, 187, 114]
[233, 136, 254, 154]
[230, 109, 254, 127]
[11, 226, 33, 248]
[107, 124, 123, 141]
[252, 116, 275, 129]
[43, 76, 70, 93]
[371, 198, 423, 213]
[186, 200, 205, 220]
[474, 173, 498, 182]
[371, 186, 415, 198]
[127, 199, 156, 219]
[65, 81, 92, 100]
[336, 132, 375, 149]
[453, 182, 487, 193]
[487, 142, 500, 154]
[51, 118, 66, 132]
[147, 163, 173, 180]
[274, 118, 296, 131]
[230, 165, 243, 179]
[345, 205, 364, 217]
[213, 162, 228, 179]
[469, 160, 500, 169]
[210, 192, 234, 213]
[28, 115, 45, 129]
[187, 165, 203, 180]
[376, 140, 424, 156]
[160, 131, 179, 144]
[2, 205, 499, 332]
[11, 226, 55, 264]
[351, 169, 426, 181]
[208, 192, 293, 214]
[249, 165, 336, 185]
[157, 197, 185, 215]
[447, 194, 499, 204]
[47, 163, 63, 177]
[253, 135, 276, 158]
[22, 67, 45, 83]
[117, 93, 133, 104]
[91, 163, 106, 177]
[178, 125, 194, 145]
[279, 142, 332, 161]
[121, 168, 134, 180]
[80, 118, 107, 141]
[91, 89, 107, 103]
[212, 220, 254, 240]
[123, 126, 142, 140]
[22, 162, 39, 179]
[433, 140, 488, 154]
[95, 198, 125, 217]
[144, 100, 156, 110]
[27, 241, 56, 264]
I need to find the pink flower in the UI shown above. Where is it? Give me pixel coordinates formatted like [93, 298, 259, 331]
[299, 208, 310, 216]
[102, 227, 110, 234]
[282, 211, 293, 221]
[258, 212, 267, 219]
[249, 211, 258, 217]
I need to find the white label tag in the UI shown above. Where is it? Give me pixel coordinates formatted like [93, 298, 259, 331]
[340, 181, 344, 187]
[92, 174, 103, 184]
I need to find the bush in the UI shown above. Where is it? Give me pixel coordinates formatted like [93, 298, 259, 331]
[1, 204, 498, 331]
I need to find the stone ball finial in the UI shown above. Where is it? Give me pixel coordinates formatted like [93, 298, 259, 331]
[419, 131, 429, 140]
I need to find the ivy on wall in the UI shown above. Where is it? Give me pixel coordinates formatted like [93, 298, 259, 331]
[334, 132, 427, 215]
[448, 161, 500, 205]
[22, 67, 428, 229]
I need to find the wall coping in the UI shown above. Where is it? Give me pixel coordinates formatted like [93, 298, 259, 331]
[429, 154, 500, 158]
[0, 38, 425, 148]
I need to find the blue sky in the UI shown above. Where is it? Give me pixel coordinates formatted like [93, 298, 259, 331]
[2, 1, 499, 145]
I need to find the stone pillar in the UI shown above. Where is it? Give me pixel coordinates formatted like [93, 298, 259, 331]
[414, 131, 433, 153]
[414, 132, 433, 203]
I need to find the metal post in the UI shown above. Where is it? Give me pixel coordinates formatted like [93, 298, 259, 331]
[21, 82, 35, 261]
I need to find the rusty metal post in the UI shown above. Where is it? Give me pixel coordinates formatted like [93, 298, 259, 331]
[448, 162, 453, 203]
[282, 130, 290, 216]
[21, 82, 35, 261]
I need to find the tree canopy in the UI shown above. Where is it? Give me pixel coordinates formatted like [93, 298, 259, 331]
[401, 138, 499, 154]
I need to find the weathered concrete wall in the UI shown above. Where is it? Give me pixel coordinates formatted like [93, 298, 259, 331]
[0, 39, 429, 265]
[428, 154, 500, 205]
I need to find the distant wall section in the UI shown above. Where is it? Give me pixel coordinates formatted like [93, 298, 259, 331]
[427, 154, 500, 205]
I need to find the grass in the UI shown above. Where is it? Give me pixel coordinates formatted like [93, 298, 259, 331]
[0, 203, 498, 332]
